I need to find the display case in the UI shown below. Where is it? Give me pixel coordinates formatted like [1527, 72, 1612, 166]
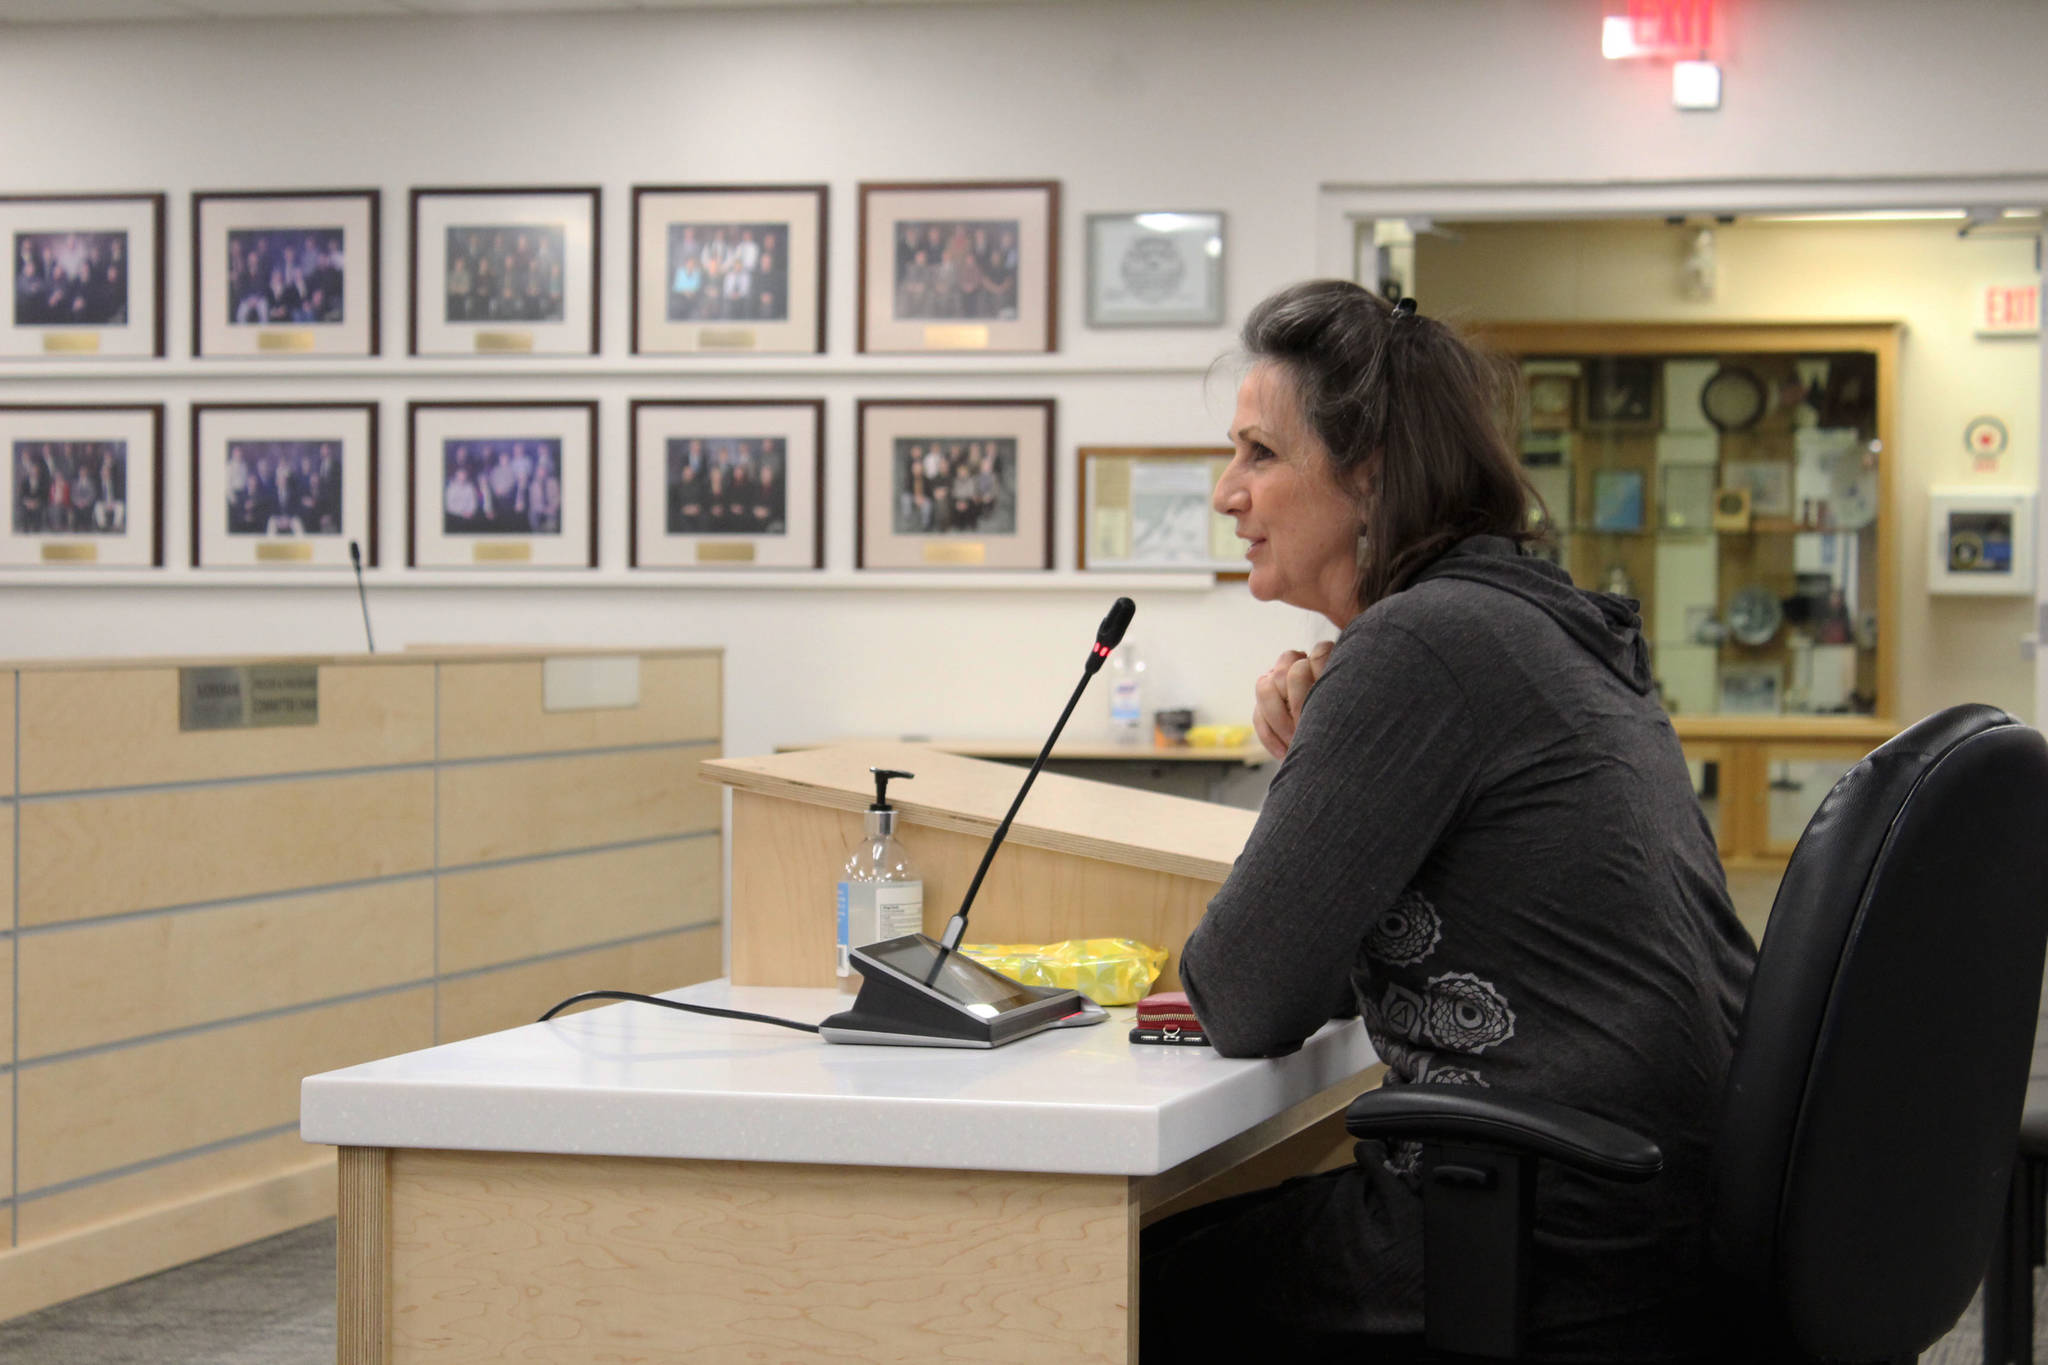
[1484, 323, 1902, 867]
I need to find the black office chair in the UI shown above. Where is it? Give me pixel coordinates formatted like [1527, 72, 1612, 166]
[1347, 704, 2048, 1363]
[1982, 1012, 2048, 1364]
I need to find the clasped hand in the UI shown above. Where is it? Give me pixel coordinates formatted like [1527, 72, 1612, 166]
[1252, 640, 1333, 759]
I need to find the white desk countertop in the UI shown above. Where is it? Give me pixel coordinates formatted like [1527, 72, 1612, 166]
[300, 980, 1378, 1177]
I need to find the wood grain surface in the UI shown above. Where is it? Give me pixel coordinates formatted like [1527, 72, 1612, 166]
[436, 654, 721, 761]
[438, 745, 720, 868]
[17, 987, 431, 1193]
[728, 789, 1220, 989]
[0, 935, 13, 1070]
[0, 1156, 333, 1327]
[17, 663, 435, 795]
[18, 1129, 313, 1243]
[703, 742, 1253, 885]
[437, 838, 715, 976]
[0, 673, 13, 795]
[18, 878, 434, 1059]
[17, 770, 436, 927]
[436, 924, 722, 1043]
[338, 1148, 391, 1365]
[387, 1149, 1134, 1364]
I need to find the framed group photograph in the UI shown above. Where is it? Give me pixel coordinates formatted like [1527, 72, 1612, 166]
[1085, 212, 1224, 328]
[2, 404, 163, 566]
[630, 400, 823, 569]
[193, 190, 379, 358]
[411, 187, 599, 356]
[858, 181, 1057, 354]
[191, 403, 376, 568]
[408, 401, 596, 568]
[856, 399, 1053, 570]
[632, 185, 825, 355]
[4, 193, 165, 359]
[1079, 446, 1243, 573]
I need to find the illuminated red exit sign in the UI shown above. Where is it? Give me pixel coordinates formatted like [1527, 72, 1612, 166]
[1978, 282, 2041, 336]
[1604, 0, 1716, 58]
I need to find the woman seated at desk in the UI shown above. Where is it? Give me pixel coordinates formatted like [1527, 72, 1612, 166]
[1144, 281, 1756, 1361]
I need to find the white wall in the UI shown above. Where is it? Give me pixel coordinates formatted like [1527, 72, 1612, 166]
[3, 0, 2046, 757]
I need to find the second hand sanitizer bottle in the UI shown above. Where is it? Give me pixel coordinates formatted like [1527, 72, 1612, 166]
[837, 768, 924, 979]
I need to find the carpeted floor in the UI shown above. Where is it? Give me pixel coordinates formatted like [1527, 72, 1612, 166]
[0, 1216, 2026, 1363]
[0, 1222, 336, 1365]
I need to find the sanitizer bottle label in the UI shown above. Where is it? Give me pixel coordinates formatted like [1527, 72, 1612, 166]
[875, 881, 924, 940]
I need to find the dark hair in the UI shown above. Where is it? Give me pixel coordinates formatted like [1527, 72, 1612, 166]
[1239, 279, 1537, 609]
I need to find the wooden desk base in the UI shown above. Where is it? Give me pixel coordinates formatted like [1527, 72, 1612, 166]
[336, 1069, 1379, 1364]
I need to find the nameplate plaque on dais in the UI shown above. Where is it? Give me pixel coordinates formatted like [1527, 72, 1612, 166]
[179, 663, 320, 731]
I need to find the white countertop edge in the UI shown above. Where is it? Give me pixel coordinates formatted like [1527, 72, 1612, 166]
[299, 982, 1379, 1177]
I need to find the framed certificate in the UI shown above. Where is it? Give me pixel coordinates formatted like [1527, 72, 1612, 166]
[1079, 445, 1243, 574]
[1085, 211, 1224, 327]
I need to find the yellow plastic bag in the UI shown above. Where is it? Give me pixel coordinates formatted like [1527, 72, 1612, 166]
[957, 938, 1167, 1007]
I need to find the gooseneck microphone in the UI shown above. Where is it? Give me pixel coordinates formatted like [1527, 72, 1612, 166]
[934, 597, 1136, 958]
[348, 540, 375, 654]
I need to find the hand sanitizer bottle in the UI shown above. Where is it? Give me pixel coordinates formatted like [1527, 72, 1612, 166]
[837, 767, 924, 978]
[1107, 641, 1146, 742]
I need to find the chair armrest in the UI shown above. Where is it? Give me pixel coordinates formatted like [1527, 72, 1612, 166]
[1345, 1086, 1663, 1182]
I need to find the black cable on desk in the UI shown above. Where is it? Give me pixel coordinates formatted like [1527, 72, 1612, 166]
[537, 990, 821, 1034]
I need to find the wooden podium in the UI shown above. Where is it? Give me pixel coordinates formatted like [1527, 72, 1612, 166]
[701, 741, 1260, 989]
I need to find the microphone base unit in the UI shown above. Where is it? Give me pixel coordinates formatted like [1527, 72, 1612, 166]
[819, 934, 1108, 1048]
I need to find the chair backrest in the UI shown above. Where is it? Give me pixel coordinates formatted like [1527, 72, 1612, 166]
[1709, 704, 2048, 1360]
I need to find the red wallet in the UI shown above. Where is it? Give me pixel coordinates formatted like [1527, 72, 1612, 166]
[1135, 991, 1204, 1035]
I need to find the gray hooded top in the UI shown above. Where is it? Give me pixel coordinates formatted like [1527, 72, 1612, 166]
[1179, 534, 1756, 1359]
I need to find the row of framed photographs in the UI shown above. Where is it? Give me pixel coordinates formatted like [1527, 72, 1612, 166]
[5, 399, 1200, 573]
[5, 184, 1227, 362]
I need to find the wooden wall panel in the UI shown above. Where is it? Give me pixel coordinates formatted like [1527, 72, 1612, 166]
[437, 654, 721, 761]
[18, 664, 434, 795]
[385, 1150, 1131, 1365]
[1, 803, 13, 927]
[0, 1159, 334, 1326]
[1, 1077, 12, 1202]
[437, 925, 722, 1044]
[1, 671, 14, 796]
[18, 879, 435, 1060]
[0, 936, 14, 1062]
[17, 771, 435, 927]
[438, 838, 717, 977]
[729, 791, 1220, 990]
[438, 746, 720, 869]
[16, 987, 432, 1194]
[17, 1130, 317, 1243]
